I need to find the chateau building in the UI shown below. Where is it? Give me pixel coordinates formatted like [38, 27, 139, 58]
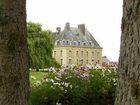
[52, 23, 102, 67]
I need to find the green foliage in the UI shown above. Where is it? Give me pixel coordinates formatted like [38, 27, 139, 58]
[27, 22, 60, 69]
[31, 84, 48, 105]
[30, 69, 117, 105]
[86, 69, 117, 104]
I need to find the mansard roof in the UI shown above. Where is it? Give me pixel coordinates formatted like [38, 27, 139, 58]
[53, 23, 102, 48]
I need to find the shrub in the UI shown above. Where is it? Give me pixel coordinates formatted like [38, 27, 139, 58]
[30, 68, 117, 105]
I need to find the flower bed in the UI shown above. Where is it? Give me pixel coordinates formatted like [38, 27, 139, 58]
[30, 67, 117, 105]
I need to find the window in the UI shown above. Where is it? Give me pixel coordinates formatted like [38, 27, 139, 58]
[76, 59, 79, 64]
[81, 51, 84, 57]
[60, 50, 63, 57]
[54, 51, 56, 57]
[83, 42, 86, 46]
[69, 50, 72, 57]
[86, 51, 88, 57]
[86, 60, 88, 64]
[97, 60, 100, 64]
[57, 41, 60, 45]
[80, 59, 83, 65]
[92, 51, 94, 57]
[63, 40, 65, 45]
[69, 59, 72, 64]
[60, 59, 63, 65]
[73, 41, 77, 45]
[76, 51, 78, 57]
[89, 42, 91, 46]
[66, 41, 70, 45]
[76, 33, 79, 36]
[97, 52, 100, 55]
[78, 42, 80, 45]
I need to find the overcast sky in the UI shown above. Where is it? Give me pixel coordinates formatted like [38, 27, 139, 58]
[27, 0, 123, 62]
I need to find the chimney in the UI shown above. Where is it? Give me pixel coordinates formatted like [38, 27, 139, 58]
[56, 27, 61, 33]
[78, 24, 85, 35]
[65, 22, 70, 30]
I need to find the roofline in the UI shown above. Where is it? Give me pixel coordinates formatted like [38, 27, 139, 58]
[54, 45, 103, 49]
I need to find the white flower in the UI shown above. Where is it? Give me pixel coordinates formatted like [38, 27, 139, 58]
[44, 68, 49, 71]
[44, 79, 49, 82]
[55, 77, 61, 81]
[107, 69, 111, 73]
[112, 78, 117, 82]
[69, 85, 72, 89]
[56, 103, 62, 105]
[54, 82, 61, 86]
[36, 80, 41, 84]
[50, 79, 55, 83]
[64, 83, 69, 88]
[60, 87, 64, 91]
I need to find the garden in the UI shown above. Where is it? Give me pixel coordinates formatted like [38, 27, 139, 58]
[30, 66, 117, 105]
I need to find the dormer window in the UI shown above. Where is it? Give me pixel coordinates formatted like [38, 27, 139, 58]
[76, 33, 79, 36]
[83, 42, 86, 46]
[78, 42, 81, 45]
[63, 40, 65, 45]
[66, 41, 68, 44]
[56, 40, 60, 45]
[73, 41, 77, 45]
[89, 42, 91, 45]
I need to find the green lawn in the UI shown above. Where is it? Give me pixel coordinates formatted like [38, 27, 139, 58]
[30, 71, 47, 84]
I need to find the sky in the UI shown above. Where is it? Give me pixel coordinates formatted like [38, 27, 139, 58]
[26, 0, 123, 62]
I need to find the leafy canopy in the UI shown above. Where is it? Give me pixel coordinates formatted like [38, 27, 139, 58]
[27, 22, 60, 69]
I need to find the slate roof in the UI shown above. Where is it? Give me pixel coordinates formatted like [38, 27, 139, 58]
[53, 23, 102, 48]
[102, 56, 110, 63]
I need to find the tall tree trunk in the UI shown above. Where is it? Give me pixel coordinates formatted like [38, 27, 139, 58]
[0, 0, 30, 105]
[115, 0, 140, 105]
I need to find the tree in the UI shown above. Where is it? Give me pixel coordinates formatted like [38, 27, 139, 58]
[27, 22, 60, 70]
[115, 0, 140, 105]
[0, 0, 30, 105]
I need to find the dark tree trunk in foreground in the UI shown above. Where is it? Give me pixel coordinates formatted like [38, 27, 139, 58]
[0, 0, 29, 105]
[115, 0, 140, 105]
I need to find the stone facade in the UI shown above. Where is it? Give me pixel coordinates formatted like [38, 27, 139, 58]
[53, 23, 102, 67]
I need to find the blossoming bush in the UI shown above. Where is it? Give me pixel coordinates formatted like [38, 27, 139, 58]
[31, 68, 117, 105]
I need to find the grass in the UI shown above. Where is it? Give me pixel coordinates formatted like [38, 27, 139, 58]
[30, 71, 49, 105]
[30, 71, 47, 84]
